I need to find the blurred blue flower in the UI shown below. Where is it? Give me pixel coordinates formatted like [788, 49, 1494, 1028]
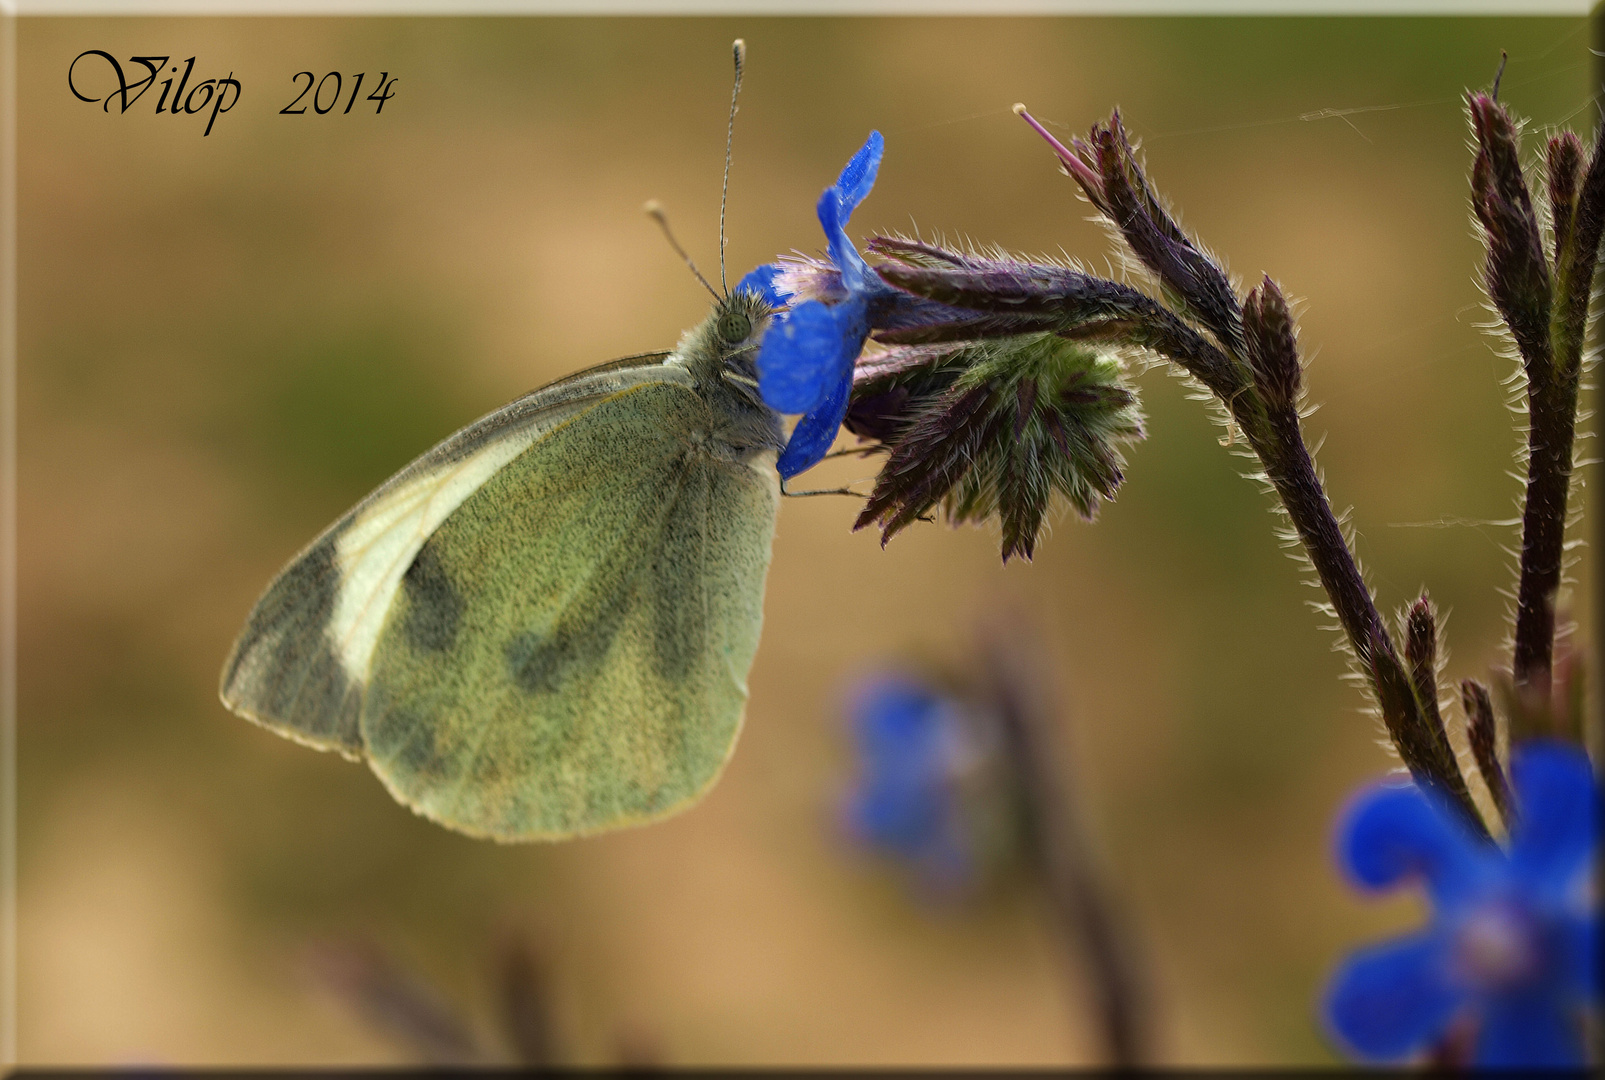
[841, 674, 988, 896]
[1323, 741, 1599, 1067]
[753, 131, 891, 479]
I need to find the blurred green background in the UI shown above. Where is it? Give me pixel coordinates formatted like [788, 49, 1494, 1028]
[16, 14, 1596, 1066]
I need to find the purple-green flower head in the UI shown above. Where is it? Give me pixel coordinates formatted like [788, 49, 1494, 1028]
[1323, 741, 1599, 1067]
[847, 333, 1144, 562]
[842, 674, 994, 897]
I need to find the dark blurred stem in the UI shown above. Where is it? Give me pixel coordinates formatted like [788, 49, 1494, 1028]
[304, 940, 486, 1066]
[1230, 394, 1486, 834]
[980, 626, 1150, 1068]
[496, 933, 557, 1066]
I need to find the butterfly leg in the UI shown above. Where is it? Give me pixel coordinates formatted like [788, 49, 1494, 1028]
[817, 446, 883, 462]
[779, 476, 867, 500]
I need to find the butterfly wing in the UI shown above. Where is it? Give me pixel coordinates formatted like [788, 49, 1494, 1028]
[222, 358, 780, 841]
[220, 355, 676, 758]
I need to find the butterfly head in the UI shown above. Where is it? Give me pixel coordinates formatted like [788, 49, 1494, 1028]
[678, 287, 774, 384]
[714, 303, 754, 348]
[664, 287, 783, 462]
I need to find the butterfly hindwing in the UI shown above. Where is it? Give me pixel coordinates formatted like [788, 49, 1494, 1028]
[358, 380, 780, 840]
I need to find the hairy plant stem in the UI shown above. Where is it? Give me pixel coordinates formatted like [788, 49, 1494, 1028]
[1511, 367, 1580, 708]
[1480, 96, 1603, 742]
[1158, 348, 1486, 830]
[1510, 195, 1591, 717]
[1246, 400, 1479, 827]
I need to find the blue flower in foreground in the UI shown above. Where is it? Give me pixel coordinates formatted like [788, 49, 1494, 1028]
[1323, 741, 1599, 1067]
[754, 131, 891, 479]
[733, 262, 785, 308]
[842, 674, 983, 895]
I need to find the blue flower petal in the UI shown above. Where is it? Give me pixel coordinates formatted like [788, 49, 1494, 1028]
[815, 133, 882, 293]
[758, 291, 869, 478]
[1475, 988, 1585, 1067]
[777, 371, 852, 479]
[1339, 782, 1492, 910]
[844, 677, 949, 854]
[843, 785, 973, 896]
[1324, 931, 1465, 1061]
[1326, 748, 1599, 1066]
[1508, 741, 1599, 891]
[818, 187, 868, 292]
[756, 299, 853, 414]
[755, 133, 887, 477]
[734, 263, 787, 307]
[832, 130, 884, 222]
[1555, 911, 1599, 1000]
[841, 671, 978, 895]
[852, 676, 944, 758]
[847, 776, 944, 851]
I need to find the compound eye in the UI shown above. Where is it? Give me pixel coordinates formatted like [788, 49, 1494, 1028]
[717, 311, 752, 344]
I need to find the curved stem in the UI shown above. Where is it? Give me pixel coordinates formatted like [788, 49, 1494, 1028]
[1237, 397, 1485, 833]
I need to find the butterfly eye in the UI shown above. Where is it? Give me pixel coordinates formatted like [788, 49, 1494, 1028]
[717, 311, 752, 344]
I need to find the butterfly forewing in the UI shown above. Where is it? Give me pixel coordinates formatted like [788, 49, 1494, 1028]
[219, 355, 680, 758]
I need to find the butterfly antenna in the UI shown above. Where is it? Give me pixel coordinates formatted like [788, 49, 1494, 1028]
[645, 199, 719, 302]
[719, 38, 745, 296]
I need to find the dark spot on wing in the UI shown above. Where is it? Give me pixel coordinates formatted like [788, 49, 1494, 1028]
[506, 631, 562, 694]
[507, 597, 629, 695]
[222, 535, 362, 751]
[365, 697, 446, 780]
[471, 753, 505, 785]
[502, 497, 659, 697]
[401, 540, 462, 652]
[227, 536, 336, 671]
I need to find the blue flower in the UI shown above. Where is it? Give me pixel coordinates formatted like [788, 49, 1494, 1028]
[841, 674, 986, 896]
[733, 263, 785, 308]
[753, 132, 889, 479]
[1323, 741, 1599, 1067]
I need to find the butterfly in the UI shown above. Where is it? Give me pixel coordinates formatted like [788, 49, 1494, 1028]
[219, 40, 802, 842]
[219, 288, 783, 842]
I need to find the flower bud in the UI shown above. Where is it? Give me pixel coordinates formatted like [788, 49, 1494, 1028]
[1468, 92, 1552, 378]
[1545, 132, 1583, 261]
[1459, 678, 1511, 823]
[1242, 275, 1301, 408]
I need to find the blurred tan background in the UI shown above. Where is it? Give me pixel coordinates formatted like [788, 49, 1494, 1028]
[16, 14, 1596, 1066]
